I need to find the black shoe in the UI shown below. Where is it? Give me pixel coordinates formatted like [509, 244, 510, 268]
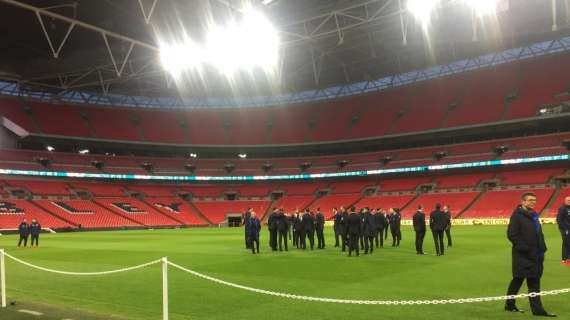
[505, 306, 524, 313]
[533, 311, 556, 317]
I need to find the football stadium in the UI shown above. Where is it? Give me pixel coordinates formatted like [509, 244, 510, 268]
[0, 0, 569, 319]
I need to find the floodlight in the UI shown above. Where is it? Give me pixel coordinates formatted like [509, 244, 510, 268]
[407, 0, 439, 26]
[189, 153, 198, 158]
[46, 145, 55, 152]
[238, 153, 247, 159]
[78, 149, 89, 155]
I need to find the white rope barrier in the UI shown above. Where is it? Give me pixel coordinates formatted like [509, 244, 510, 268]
[2, 251, 161, 276]
[1, 249, 569, 320]
[166, 261, 570, 305]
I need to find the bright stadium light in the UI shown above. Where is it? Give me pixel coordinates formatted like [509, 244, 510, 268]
[46, 145, 55, 152]
[238, 153, 247, 159]
[189, 153, 198, 158]
[159, 39, 204, 77]
[407, 0, 440, 27]
[159, 6, 279, 76]
[78, 149, 89, 155]
[465, 0, 498, 17]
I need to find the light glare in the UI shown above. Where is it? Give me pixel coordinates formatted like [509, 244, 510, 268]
[159, 7, 279, 76]
[407, 0, 440, 27]
[465, 0, 497, 17]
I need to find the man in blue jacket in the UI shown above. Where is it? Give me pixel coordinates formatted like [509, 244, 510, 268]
[505, 192, 556, 317]
[17, 218, 29, 247]
[556, 196, 570, 266]
[247, 211, 261, 254]
[29, 219, 41, 247]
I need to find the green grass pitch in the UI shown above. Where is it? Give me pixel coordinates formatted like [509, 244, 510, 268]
[0, 225, 568, 320]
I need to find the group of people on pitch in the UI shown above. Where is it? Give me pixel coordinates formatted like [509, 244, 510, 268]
[241, 193, 570, 317]
[17, 218, 41, 247]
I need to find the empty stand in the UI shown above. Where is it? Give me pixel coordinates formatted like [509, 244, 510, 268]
[462, 188, 554, 219]
[435, 173, 496, 189]
[404, 191, 479, 219]
[308, 194, 362, 218]
[34, 200, 139, 228]
[0, 200, 71, 229]
[499, 168, 564, 185]
[192, 200, 271, 224]
[273, 195, 315, 213]
[95, 198, 181, 226]
[146, 197, 206, 225]
[355, 194, 416, 212]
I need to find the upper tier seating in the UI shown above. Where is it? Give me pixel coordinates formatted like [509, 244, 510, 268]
[2, 54, 570, 146]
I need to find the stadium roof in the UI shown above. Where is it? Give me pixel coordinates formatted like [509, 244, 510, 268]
[1, 0, 569, 105]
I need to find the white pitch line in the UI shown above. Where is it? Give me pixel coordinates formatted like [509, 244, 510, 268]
[18, 309, 43, 316]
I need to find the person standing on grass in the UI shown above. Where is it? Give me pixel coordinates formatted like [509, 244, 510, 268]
[339, 206, 349, 252]
[389, 208, 402, 247]
[243, 208, 252, 249]
[303, 209, 315, 250]
[556, 196, 570, 266]
[17, 218, 29, 247]
[276, 209, 288, 252]
[443, 205, 453, 248]
[247, 211, 261, 254]
[267, 208, 278, 251]
[385, 209, 392, 240]
[333, 207, 341, 247]
[293, 210, 302, 248]
[429, 203, 446, 256]
[30, 218, 41, 247]
[315, 208, 325, 249]
[374, 208, 387, 248]
[413, 205, 426, 255]
[505, 192, 556, 317]
[362, 207, 376, 255]
[347, 206, 360, 257]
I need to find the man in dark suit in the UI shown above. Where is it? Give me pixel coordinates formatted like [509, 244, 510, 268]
[347, 207, 361, 257]
[374, 208, 386, 248]
[413, 205, 426, 255]
[247, 211, 261, 254]
[556, 196, 570, 265]
[333, 208, 341, 247]
[429, 203, 446, 256]
[385, 209, 392, 240]
[389, 208, 402, 247]
[303, 209, 315, 250]
[277, 209, 288, 251]
[296, 211, 306, 249]
[292, 210, 300, 248]
[29, 219, 41, 247]
[338, 207, 349, 252]
[242, 208, 252, 249]
[505, 192, 556, 317]
[362, 208, 376, 254]
[316, 208, 325, 249]
[443, 205, 453, 248]
[359, 209, 365, 250]
[17, 218, 29, 247]
[267, 208, 278, 251]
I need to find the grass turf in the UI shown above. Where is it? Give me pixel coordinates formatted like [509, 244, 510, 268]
[0, 225, 568, 320]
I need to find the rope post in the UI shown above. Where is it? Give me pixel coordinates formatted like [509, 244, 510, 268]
[1, 249, 6, 308]
[162, 257, 168, 320]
